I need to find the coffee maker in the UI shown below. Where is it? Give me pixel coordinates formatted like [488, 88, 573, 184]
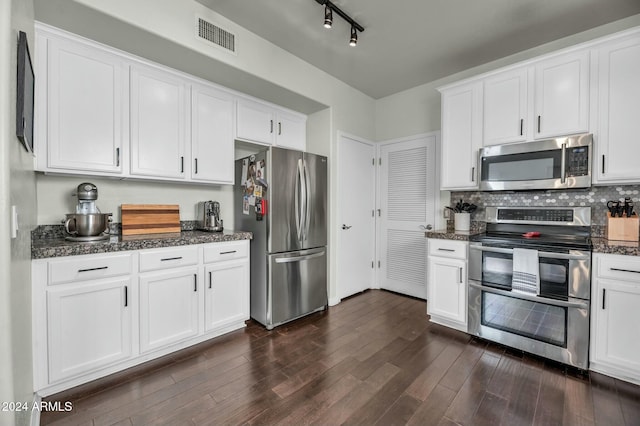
[197, 201, 223, 232]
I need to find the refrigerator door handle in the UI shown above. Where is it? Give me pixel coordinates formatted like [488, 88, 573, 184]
[274, 250, 325, 263]
[303, 159, 311, 241]
[298, 158, 307, 242]
[295, 159, 304, 241]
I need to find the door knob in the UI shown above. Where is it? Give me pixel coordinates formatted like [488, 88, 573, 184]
[342, 224, 352, 230]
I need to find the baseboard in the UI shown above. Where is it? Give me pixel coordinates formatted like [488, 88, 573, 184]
[328, 297, 341, 306]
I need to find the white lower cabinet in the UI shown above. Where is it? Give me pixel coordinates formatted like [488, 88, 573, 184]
[204, 260, 249, 332]
[32, 240, 250, 396]
[47, 277, 132, 383]
[139, 267, 200, 353]
[591, 253, 640, 385]
[427, 239, 468, 332]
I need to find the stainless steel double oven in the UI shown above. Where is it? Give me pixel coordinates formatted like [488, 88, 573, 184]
[468, 207, 592, 369]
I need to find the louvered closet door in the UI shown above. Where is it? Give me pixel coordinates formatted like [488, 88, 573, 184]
[378, 135, 437, 299]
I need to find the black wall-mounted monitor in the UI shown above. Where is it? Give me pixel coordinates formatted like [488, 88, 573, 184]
[16, 30, 34, 153]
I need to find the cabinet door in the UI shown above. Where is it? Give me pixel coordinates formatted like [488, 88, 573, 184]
[440, 81, 483, 190]
[45, 37, 125, 173]
[594, 34, 640, 183]
[47, 278, 132, 382]
[191, 84, 235, 183]
[204, 260, 249, 332]
[275, 109, 306, 151]
[427, 257, 466, 325]
[130, 65, 188, 179]
[534, 50, 590, 138]
[139, 267, 199, 353]
[236, 98, 275, 145]
[592, 278, 640, 373]
[483, 67, 529, 145]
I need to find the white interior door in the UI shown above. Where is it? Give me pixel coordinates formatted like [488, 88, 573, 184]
[337, 133, 376, 299]
[378, 133, 438, 299]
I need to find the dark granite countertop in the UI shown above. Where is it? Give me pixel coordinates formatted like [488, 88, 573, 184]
[32, 230, 253, 260]
[425, 229, 485, 241]
[591, 237, 640, 256]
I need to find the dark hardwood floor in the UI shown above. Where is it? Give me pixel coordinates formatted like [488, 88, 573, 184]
[41, 290, 640, 425]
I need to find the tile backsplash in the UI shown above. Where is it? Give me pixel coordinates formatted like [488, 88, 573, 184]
[449, 184, 640, 234]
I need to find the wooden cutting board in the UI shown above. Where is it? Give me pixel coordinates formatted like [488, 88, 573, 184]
[121, 204, 181, 235]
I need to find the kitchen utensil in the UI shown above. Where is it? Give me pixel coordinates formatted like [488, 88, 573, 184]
[607, 200, 620, 217]
[64, 213, 111, 236]
[121, 204, 181, 235]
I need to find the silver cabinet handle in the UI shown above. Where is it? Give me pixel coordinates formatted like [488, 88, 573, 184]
[520, 119, 523, 136]
[419, 225, 433, 230]
[161, 256, 183, 262]
[342, 224, 352, 230]
[459, 267, 463, 284]
[193, 274, 197, 292]
[124, 285, 128, 307]
[180, 156, 184, 173]
[471, 167, 475, 182]
[438, 248, 455, 252]
[278, 122, 282, 135]
[209, 271, 212, 289]
[116, 147, 120, 167]
[220, 250, 236, 255]
[194, 158, 198, 174]
[602, 155, 606, 174]
[537, 115, 541, 133]
[270, 119, 273, 133]
[602, 288, 606, 310]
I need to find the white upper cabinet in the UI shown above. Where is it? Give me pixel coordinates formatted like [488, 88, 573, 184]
[592, 33, 640, 184]
[191, 84, 235, 184]
[274, 109, 307, 151]
[483, 67, 530, 145]
[236, 98, 276, 145]
[39, 35, 126, 174]
[440, 80, 483, 190]
[236, 98, 307, 151]
[130, 64, 188, 179]
[534, 50, 590, 139]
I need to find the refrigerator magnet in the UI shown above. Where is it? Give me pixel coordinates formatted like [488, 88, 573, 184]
[254, 185, 262, 198]
[242, 196, 250, 215]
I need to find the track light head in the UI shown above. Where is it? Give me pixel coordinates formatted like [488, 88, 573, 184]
[323, 5, 332, 29]
[349, 26, 357, 47]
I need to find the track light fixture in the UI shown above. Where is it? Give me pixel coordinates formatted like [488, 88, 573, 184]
[349, 26, 357, 47]
[315, 0, 364, 46]
[323, 5, 332, 29]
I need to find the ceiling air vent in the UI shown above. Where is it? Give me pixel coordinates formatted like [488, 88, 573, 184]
[197, 17, 236, 53]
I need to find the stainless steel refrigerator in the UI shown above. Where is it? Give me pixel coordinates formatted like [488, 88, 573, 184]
[234, 147, 328, 329]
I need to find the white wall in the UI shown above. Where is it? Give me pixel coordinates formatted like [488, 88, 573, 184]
[36, 175, 235, 227]
[1, 0, 37, 425]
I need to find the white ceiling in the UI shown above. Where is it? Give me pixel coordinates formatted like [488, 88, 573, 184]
[196, 0, 640, 99]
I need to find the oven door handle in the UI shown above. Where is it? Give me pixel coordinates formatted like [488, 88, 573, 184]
[469, 282, 589, 309]
[469, 245, 590, 261]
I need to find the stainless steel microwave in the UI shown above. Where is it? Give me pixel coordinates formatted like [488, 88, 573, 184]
[478, 134, 592, 191]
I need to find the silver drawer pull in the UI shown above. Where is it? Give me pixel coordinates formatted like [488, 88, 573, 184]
[161, 256, 183, 261]
[220, 250, 236, 255]
[438, 248, 455, 252]
[610, 267, 640, 274]
[78, 266, 108, 273]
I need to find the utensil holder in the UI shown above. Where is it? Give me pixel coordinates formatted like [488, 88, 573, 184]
[606, 212, 639, 241]
[454, 212, 471, 232]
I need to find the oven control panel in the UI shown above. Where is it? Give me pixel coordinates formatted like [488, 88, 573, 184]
[497, 208, 574, 222]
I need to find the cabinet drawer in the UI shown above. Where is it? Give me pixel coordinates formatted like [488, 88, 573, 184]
[48, 253, 133, 285]
[428, 239, 468, 260]
[203, 241, 248, 263]
[139, 246, 199, 272]
[596, 253, 640, 282]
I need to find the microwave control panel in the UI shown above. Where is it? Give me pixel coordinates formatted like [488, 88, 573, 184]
[566, 147, 589, 176]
